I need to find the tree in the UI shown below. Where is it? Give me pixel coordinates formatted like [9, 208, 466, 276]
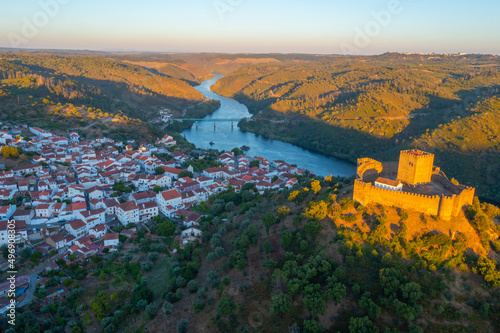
[155, 166, 165, 175]
[326, 282, 346, 304]
[288, 191, 300, 203]
[187, 280, 199, 293]
[148, 252, 159, 262]
[153, 186, 163, 193]
[261, 212, 277, 234]
[20, 247, 33, 261]
[310, 180, 321, 195]
[359, 292, 381, 320]
[1, 146, 20, 159]
[349, 316, 379, 333]
[304, 292, 326, 316]
[228, 250, 247, 270]
[232, 147, 243, 156]
[162, 301, 173, 314]
[178, 171, 193, 178]
[303, 320, 324, 333]
[157, 220, 176, 237]
[145, 302, 158, 319]
[277, 206, 290, 219]
[281, 230, 293, 249]
[217, 297, 237, 317]
[249, 160, 260, 168]
[177, 318, 190, 333]
[241, 190, 254, 202]
[304, 220, 323, 237]
[304, 201, 328, 220]
[270, 293, 292, 315]
[30, 251, 42, 262]
[63, 278, 74, 287]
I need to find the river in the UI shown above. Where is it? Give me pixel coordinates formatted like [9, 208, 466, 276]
[182, 75, 356, 177]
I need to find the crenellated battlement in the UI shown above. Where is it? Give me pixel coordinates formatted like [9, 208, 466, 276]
[353, 150, 475, 221]
[399, 149, 435, 160]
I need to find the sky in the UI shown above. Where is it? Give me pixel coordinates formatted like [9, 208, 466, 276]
[0, 0, 499, 55]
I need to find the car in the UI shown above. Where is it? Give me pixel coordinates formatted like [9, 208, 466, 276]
[36, 275, 40, 280]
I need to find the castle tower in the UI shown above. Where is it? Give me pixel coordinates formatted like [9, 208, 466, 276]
[397, 150, 434, 185]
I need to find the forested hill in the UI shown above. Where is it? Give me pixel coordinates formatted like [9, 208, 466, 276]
[211, 53, 500, 202]
[0, 52, 221, 141]
[0, 52, 206, 103]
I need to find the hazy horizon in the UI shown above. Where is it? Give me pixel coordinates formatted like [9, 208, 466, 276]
[1, 0, 499, 55]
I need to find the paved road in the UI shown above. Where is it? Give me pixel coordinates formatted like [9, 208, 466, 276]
[18, 266, 46, 308]
[70, 117, 112, 130]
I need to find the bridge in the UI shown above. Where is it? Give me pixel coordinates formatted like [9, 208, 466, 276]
[170, 118, 242, 122]
[171, 118, 243, 129]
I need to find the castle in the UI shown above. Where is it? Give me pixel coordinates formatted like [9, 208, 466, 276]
[353, 150, 475, 221]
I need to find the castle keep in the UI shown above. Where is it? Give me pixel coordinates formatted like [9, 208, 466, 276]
[353, 150, 475, 221]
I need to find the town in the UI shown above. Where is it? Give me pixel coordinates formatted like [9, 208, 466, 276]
[0, 125, 305, 313]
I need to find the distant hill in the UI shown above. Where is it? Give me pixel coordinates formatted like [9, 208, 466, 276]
[0, 52, 220, 141]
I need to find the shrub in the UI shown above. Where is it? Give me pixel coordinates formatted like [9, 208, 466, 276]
[145, 302, 159, 319]
[163, 301, 173, 314]
[177, 318, 190, 333]
[187, 280, 199, 293]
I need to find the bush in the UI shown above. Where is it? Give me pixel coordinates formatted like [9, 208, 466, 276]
[63, 278, 73, 287]
[187, 280, 199, 293]
[135, 299, 148, 311]
[228, 250, 247, 270]
[176, 276, 187, 288]
[177, 318, 190, 333]
[163, 301, 173, 314]
[145, 302, 159, 319]
[141, 262, 153, 272]
[148, 252, 159, 262]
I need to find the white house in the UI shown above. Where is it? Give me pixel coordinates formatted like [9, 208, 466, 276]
[0, 205, 16, 220]
[104, 233, 119, 251]
[179, 227, 202, 247]
[65, 219, 87, 238]
[46, 233, 67, 250]
[156, 134, 176, 147]
[0, 220, 28, 246]
[89, 223, 107, 239]
[29, 127, 53, 138]
[116, 201, 140, 225]
[139, 201, 159, 220]
[78, 209, 105, 229]
[35, 203, 54, 218]
[156, 189, 182, 216]
[69, 132, 80, 142]
[11, 164, 43, 176]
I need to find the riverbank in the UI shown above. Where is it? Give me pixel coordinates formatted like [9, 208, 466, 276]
[179, 75, 356, 177]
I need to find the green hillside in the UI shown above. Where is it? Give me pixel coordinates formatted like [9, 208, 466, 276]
[7, 176, 500, 333]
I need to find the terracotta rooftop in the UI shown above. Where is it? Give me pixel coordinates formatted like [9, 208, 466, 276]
[375, 177, 401, 187]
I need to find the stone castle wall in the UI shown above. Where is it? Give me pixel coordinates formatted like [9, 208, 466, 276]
[357, 158, 383, 179]
[353, 180, 441, 216]
[353, 180, 475, 221]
